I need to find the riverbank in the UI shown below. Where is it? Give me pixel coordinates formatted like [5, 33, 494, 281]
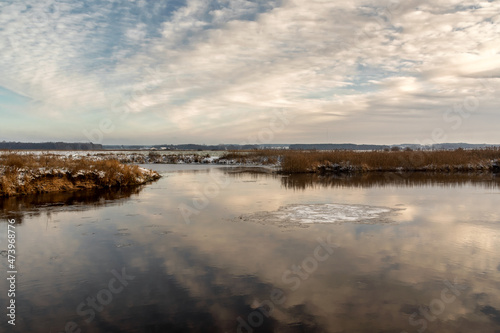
[0, 153, 160, 197]
[119, 148, 500, 174]
[2, 148, 499, 184]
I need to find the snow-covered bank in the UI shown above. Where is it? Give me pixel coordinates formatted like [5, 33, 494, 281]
[110, 151, 278, 166]
[0, 154, 160, 197]
[4, 149, 499, 174]
[5, 151, 276, 166]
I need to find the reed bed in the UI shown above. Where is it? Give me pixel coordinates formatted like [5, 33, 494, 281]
[0, 152, 160, 196]
[222, 148, 500, 173]
[219, 150, 279, 165]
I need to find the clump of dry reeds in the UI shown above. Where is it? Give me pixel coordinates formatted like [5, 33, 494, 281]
[219, 148, 500, 173]
[0, 152, 159, 196]
[279, 148, 500, 173]
[220, 150, 279, 165]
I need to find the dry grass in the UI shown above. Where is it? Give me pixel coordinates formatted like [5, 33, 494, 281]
[0, 152, 159, 196]
[220, 148, 500, 173]
[281, 148, 500, 173]
[220, 149, 279, 165]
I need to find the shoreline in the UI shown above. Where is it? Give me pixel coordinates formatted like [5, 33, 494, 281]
[2, 148, 499, 197]
[33, 149, 499, 174]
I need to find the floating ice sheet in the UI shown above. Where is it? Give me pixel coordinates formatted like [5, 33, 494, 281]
[236, 203, 403, 227]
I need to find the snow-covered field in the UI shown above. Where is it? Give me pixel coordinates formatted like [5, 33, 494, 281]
[0, 150, 274, 166]
[3, 150, 226, 157]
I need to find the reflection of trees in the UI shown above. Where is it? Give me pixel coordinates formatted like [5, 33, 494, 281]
[170, 169, 211, 175]
[281, 172, 500, 190]
[220, 167, 500, 190]
[0, 185, 146, 224]
[223, 167, 279, 181]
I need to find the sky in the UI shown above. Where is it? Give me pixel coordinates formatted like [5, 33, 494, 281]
[0, 0, 499, 145]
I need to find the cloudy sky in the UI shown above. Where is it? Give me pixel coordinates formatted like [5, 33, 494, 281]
[0, 0, 499, 145]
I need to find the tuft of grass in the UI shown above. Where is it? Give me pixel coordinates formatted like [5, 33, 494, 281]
[3, 153, 28, 169]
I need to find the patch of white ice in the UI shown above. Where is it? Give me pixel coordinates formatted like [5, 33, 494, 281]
[236, 203, 403, 227]
[281, 204, 392, 224]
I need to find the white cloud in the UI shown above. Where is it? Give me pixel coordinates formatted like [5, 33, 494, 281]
[0, 0, 499, 144]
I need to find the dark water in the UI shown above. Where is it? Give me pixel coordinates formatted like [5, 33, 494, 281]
[1, 165, 500, 333]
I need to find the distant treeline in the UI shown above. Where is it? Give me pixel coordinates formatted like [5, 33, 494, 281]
[154, 144, 260, 150]
[2, 141, 498, 151]
[0, 142, 103, 150]
[104, 142, 499, 151]
[289, 143, 499, 150]
[105, 144, 261, 150]
[289, 144, 390, 150]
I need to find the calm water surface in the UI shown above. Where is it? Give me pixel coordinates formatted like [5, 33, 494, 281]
[1, 165, 500, 333]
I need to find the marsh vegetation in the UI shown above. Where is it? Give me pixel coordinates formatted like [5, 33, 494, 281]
[0, 152, 160, 196]
[221, 148, 500, 173]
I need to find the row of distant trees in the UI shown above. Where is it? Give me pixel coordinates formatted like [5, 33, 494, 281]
[288, 143, 499, 151]
[0, 141, 103, 150]
[1, 141, 497, 151]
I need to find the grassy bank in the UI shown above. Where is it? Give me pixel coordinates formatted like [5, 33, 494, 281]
[222, 148, 500, 173]
[0, 153, 160, 197]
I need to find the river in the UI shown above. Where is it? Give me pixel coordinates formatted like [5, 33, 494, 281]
[1, 165, 499, 332]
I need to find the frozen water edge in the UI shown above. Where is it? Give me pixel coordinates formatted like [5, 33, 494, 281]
[236, 203, 404, 227]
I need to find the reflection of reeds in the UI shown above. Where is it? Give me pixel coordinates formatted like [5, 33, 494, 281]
[0, 185, 145, 224]
[0, 152, 160, 196]
[221, 148, 500, 173]
[282, 172, 500, 190]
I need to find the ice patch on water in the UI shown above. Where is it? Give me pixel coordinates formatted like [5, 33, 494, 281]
[236, 203, 403, 227]
[280, 204, 392, 224]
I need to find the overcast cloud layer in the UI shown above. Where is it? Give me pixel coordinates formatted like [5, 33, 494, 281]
[0, 0, 499, 144]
